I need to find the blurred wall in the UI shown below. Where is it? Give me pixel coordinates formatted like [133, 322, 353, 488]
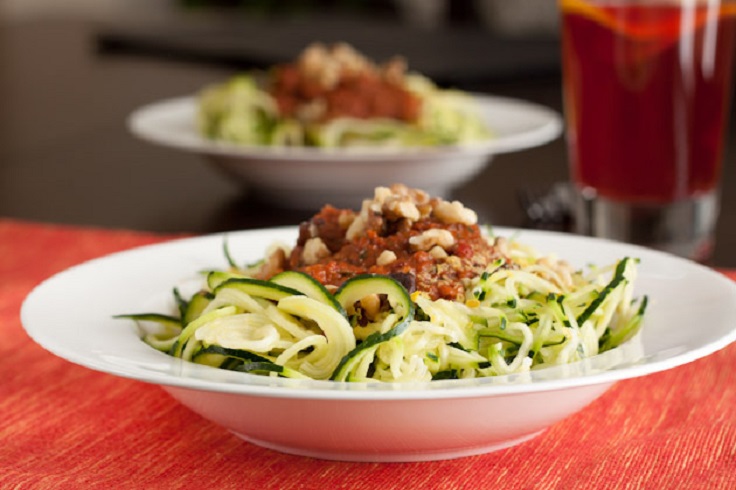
[0, 0, 178, 22]
[0, 0, 560, 38]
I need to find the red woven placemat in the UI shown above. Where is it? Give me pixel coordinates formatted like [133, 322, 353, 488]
[2, 219, 735, 489]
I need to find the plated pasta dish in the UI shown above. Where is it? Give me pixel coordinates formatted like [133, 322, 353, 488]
[197, 43, 492, 148]
[118, 185, 646, 383]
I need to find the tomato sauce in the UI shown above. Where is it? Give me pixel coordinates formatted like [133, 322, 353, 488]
[272, 205, 500, 301]
[270, 64, 421, 123]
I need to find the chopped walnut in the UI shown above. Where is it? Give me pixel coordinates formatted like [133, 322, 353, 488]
[359, 294, 382, 319]
[373, 184, 429, 222]
[536, 256, 575, 289]
[384, 197, 420, 222]
[256, 246, 287, 279]
[494, 236, 510, 256]
[433, 200, 478, 226]
[332, 42, 372, 75]
[346, 184, 481, 241]
[302, 237, 331, 265]
[298, 43, 332, 84]
[371, 186, 393, 210]
[297, 42, 409, 87]
[409, 229, 456, 252]
[376, 250, 398, 266]
[382, 56, 408, 85]
[295, 99, 327, 123]
[337, 211, 356, 230]
[429, 246, 448, 259]
[297, 42, 375, 91]
[345, 212, 368, 241]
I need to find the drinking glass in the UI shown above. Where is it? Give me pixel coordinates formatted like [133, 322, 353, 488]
[559, 0, 736, 261]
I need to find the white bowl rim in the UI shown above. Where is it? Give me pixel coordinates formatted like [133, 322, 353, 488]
[126, 93, 563, 162]
[20, 226, 736, 401]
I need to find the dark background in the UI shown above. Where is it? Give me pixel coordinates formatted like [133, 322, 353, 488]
[1, 1, 734, 265]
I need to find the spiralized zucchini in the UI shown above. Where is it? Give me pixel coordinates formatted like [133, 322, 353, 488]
[117, 236, 647, 383]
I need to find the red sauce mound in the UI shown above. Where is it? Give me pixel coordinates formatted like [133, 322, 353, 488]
[270, 65, 421, 123]
[264, 42, 422, 124]
[263, 204, 501, 301]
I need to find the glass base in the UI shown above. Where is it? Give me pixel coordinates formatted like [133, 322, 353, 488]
[572, 189, 719, 262]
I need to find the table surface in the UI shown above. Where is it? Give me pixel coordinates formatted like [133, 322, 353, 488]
[4, 219, 734, 488]
[2, 15, 735, 266]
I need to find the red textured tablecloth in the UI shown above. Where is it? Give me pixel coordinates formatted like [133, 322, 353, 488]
[3, 218, 736, 489]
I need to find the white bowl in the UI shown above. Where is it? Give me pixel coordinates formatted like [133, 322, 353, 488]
[20, 227, 736, 462]
[127, 95, 562, 209]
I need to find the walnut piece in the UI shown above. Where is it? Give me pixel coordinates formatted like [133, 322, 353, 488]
[409, 229, 455, 252]
[433, 200, 478, 226]
[376, 250, 398, 266]
[428, 246, 448, 259]
[302, 237, 331, 265]
[297, 42, 377, 91]
[345, 184, 478, 241]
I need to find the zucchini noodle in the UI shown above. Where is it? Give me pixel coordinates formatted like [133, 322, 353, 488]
[198, 73, 491, 148]
[196, 43, 492, 148]
[117, 236, 647, 383]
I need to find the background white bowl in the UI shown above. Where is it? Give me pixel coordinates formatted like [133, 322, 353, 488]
[20, 227, 736, 462]
[128, 94, 562, 209]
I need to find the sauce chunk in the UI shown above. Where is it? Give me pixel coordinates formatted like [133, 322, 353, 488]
[259, 185, 503, 301]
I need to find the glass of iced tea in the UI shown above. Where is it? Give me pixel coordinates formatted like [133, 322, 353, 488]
[559, 0, 736, 261]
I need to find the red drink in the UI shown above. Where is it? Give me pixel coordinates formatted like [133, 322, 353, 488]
[561, 0, 736, 203]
